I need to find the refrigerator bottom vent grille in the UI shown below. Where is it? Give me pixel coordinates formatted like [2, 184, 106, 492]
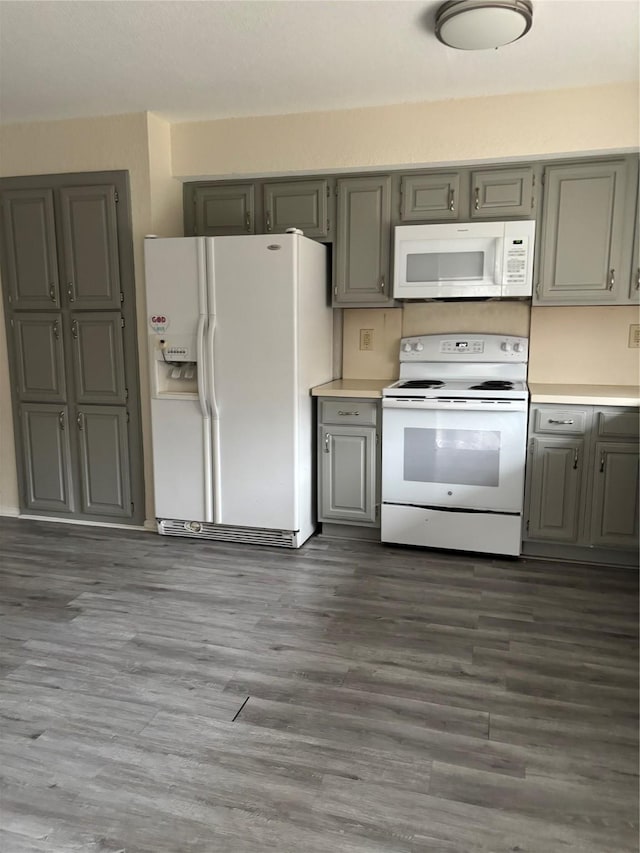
[157, 519, 297, 548]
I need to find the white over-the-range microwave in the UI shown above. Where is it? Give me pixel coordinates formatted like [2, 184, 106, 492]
[393, 220, 536, 299]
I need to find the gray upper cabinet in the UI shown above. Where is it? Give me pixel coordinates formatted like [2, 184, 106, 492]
[70, 313, 127, 405]
[629, 175, 640, 302]
[335, 175, 392, 305]
[19, 403, 73, 512]
[470, 167, 534, 219]
[76, 406, 132, 518]
[193, 184, 255, 235]
[263, 180, 329, 238]
[535, 158, 637, 305]
[12, 313, 66, 403]
[400, 172, 464, 222]
[1, 188, 60, 309]
[59, 185, 122, 309]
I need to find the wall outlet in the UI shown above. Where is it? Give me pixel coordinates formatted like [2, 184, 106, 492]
[628, 324, 640, 348]
[359, 328, 374, 351]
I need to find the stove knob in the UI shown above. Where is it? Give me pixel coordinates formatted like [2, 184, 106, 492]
[513, 342, 524, 353]
[402, 342, 413, 353]
[501, 341, 511, 352]
[413, 342, 424, 352]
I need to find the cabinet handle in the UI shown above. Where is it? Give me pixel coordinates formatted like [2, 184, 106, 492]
[265, 211, 272, 232]
[607, 269, 615, 290]
[599, 451, 605, 473]
[53, 320, 60, 340]
[573, 448, 579, 470]
[380, 277, 385, 292]
[48, 283, 57, 303]
[71, 319, 78, 339]
[324, 432, 331, 453]
[67, 282, 75, 303]
[338, 410, 359, 416]
[245, 212, 251, 232]
[474, 187, 480, 210]
[449, 189, 455, 212]
[548, 419, 574, 425]
[636, 268, 640, 291]
[58, 411, 65, 430]
[77, 412, 85, 431]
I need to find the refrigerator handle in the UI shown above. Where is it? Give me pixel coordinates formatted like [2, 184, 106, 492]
[197, 314, 213, 523]
[206, 312, 222, 524]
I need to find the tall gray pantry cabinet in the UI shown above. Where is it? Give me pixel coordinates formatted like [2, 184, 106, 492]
[0, 172, 144, 524]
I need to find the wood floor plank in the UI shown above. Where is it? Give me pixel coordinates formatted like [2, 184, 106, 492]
[0, 516, 637, 852]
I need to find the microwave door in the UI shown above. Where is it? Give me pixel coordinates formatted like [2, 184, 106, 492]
[397, 238, 501, 298]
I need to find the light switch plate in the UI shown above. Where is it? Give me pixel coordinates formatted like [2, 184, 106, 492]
[359, 328, 374, 351]
[628, 324, 640, 348]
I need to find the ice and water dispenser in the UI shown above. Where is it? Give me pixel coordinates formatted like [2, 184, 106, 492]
[150, 334, 199, 399]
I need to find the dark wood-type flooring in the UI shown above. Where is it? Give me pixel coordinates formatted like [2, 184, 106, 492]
[0, 517, 638, 853]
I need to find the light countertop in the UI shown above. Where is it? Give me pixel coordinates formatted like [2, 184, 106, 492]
[311, 378, 390, 399]
[529, 383, 640, 407]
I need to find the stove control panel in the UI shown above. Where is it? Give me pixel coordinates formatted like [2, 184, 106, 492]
[398, 334, 529, 362]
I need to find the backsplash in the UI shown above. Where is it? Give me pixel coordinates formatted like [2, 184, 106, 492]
[342, 301, 530, 379]
[342, 302, 640, 387]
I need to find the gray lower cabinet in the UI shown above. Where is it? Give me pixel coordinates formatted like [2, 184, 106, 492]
[470, 167, 535, 219]
[76, 406, 132, 518]
[19, 403, 73, 512]
[334, 175, 392, 306]
[1, 188, 60, 309]
[192, 183, 255, 236]
[263, 179, 329, 238]
[535, 157, 638, 304]
[317, 398, 380, 527]
[524, 403, 639, 558]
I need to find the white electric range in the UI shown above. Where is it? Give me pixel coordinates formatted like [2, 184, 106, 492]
[381, 333, 529, 557]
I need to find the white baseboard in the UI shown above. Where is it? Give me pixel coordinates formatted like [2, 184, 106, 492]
[0, 506, 20, 518]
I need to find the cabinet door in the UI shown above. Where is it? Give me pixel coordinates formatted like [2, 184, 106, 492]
[400, 173, 464, 222]
[263, 179, 328, 238]
[629, 176, 639, 302]
[589, 441, 639, 549]
[59, 185, 122, 309]
[536, 160, 634, 304]
[19, 404, 73, 512]
[76, 406, 132, 518]
[70, 313, 127, 405]
[12, 313, 66, 403]
[527, 437, 584, 542]
[471, 168, 534, 219]
[1, 188, 60, 308]
[335, 176, 392, 305]
[319, 425, 377, 524]
[194, 184, 255, 235]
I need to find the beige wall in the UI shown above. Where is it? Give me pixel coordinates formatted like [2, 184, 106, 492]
[0, 84, 638, 521]
[171, 83, 639, 179]
[529, 305, 640, 385]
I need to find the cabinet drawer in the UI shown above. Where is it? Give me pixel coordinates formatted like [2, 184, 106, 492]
[597, 410, 639, 439]
[319, 399, 377, 426]
[533, 408, 589, 434]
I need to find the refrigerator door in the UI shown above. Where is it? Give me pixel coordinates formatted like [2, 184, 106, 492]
[208, 234, 302, 530]
[144, 237, 212, 522]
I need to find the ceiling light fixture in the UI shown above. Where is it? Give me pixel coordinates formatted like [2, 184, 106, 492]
[435, 0, 533, 51]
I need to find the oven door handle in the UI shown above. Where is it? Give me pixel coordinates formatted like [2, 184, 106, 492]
[382, 398, 528, 413]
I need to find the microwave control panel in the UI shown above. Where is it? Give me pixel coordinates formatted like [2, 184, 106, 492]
[504, 237, 530, 284]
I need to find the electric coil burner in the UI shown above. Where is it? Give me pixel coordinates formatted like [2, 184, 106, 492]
[381, 333, 530, 557]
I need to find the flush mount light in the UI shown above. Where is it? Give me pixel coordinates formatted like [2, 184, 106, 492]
[435, 0, 533, 50]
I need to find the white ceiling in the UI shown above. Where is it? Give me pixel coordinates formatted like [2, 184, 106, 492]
[0, 0, 638, 126]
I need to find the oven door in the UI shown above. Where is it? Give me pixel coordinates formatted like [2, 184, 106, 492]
[382, 399, 528, 513]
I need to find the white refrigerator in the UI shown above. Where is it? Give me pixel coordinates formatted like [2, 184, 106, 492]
[144, 233, 333, 547]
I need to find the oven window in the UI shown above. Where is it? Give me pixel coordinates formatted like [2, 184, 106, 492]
[403, 428, 500, 487]
[406, 251, 484, 282]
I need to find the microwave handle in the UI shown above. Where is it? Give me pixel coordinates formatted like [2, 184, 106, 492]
[494, 237, 505, 285]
